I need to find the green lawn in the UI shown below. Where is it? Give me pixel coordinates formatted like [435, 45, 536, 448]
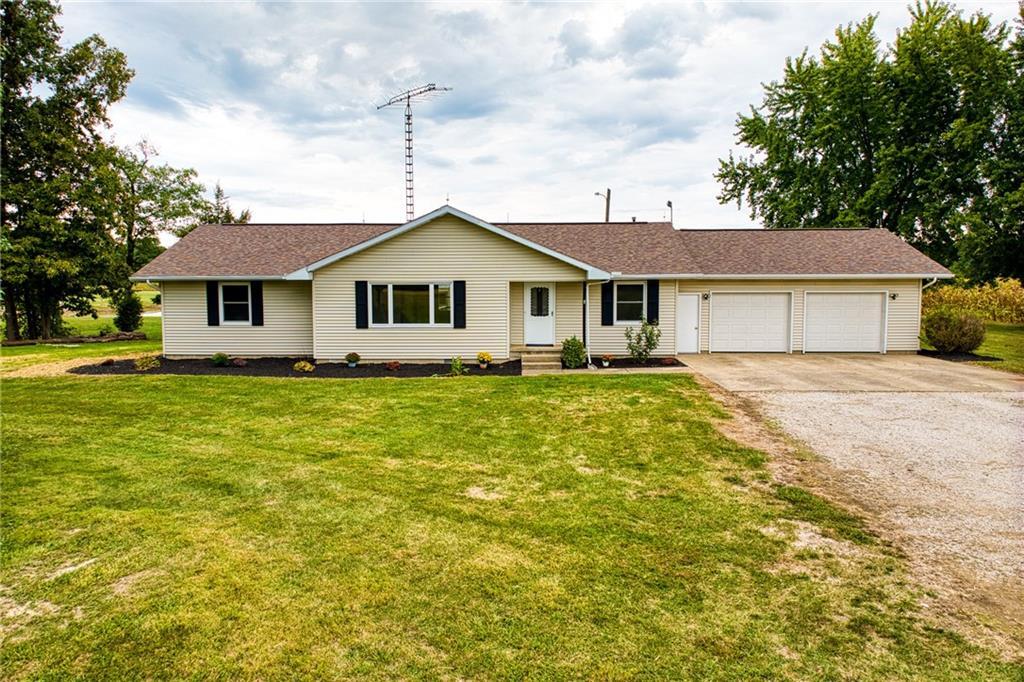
[0, 316, 161, 374]
[2, 373, 1018, 679]
[973, 323, 1024, 374]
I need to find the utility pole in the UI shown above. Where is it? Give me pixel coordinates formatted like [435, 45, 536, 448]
[377, 83, 451, 221]
[594, 188, 611, 222]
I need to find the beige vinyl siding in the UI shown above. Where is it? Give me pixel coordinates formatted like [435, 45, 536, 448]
[509, 282, 523, 346]
[587, 280, 676, 356]
[675, 279, 922, 352]
[555, 282, 585, 343]
[312, 215, 585, 361]
[161, 281, 313, 357]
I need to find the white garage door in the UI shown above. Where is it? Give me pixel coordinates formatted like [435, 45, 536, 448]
[710, 293, 791, 352]
[804, 292, 885, 352]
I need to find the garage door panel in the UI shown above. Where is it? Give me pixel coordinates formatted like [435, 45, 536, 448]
[805, 292, 884, 352]
[710, 293, 791, 352]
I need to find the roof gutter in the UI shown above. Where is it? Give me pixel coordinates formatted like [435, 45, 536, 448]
[617, 273, 955, 280]
[128, 275, 291, 282]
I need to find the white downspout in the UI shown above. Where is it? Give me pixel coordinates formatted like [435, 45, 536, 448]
[922, 277, 939, 290]
[584, 280, 593, 367]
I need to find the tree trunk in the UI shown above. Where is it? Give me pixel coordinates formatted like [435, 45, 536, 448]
[2, 284, 20, 341]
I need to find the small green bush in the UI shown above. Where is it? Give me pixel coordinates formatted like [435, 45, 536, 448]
[133, 356, 160, 371]
[293, 360, 315, 373]
[345, 352, 360, 365]
[449, 356, 469, 376]
[561, 336, 587, 369]
[923, 307, 986, 353]
[114, 292, 143, 332]
[624, 317, 662, 363]
[211, 352, 230, 366]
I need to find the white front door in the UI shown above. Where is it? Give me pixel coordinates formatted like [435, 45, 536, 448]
[524, 282, 555, 345]
[676, 293, 700, 353]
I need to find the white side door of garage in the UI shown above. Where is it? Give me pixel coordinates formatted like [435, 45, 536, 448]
[710, 292, 791, 352]
[804, 292, 885, 353]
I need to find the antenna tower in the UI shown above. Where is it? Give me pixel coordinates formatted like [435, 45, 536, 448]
[377, 83, 451, 220]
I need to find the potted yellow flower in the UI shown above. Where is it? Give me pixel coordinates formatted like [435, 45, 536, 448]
[476, 351, 493, 369]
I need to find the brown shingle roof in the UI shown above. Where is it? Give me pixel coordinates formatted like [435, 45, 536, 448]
[133, 215, 950, 279]
[677, 228, 951, 276]
[496, 222, 699, 275]
[133, 223, 398, 278]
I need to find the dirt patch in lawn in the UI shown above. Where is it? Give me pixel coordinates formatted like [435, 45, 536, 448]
[71, 357, 522, 379]
[693, 373, 1024, 660]
[4, 353, 151, 378]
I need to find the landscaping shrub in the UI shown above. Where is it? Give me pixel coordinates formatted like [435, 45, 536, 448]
[114, 292, 143, 332]
[923, 278, 1024, 323]
[133, 356, 160, 371]
[448, 356, 469, 376]
[624, 317, 661, 363]
[231, 357, 248, 367]
[345, 352, 360, 366]
[561, 336, 587, 369]
[385, 361, 401, 371]
[923, 307, 986, 353]
[293, 360, 315, 373]
[211, 352, 230, 366]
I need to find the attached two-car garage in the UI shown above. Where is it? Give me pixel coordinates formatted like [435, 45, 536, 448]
[708, 290, 887, 353]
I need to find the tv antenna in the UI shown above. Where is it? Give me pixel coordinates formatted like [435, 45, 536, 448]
[377, 83, 452, 221]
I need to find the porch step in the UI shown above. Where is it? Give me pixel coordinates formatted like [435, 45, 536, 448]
[522, 360, 562, 370]
[518, 346, 564, 372]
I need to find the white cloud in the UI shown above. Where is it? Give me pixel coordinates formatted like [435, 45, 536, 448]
[56, 0, 1021, 237]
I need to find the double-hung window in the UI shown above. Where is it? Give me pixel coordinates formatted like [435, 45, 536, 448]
[220, 283, 252, 324]
[370, 283, 452, 326]
[614, 282, 645, 324]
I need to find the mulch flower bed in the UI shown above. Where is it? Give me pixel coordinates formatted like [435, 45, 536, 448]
[918, 349, 1002, 364]
[592, 357, 685, 369]
[71, 357, 522, 379]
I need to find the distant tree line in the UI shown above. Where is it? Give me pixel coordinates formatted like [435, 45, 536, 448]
[717, 2, 1023, 283]
[1, 0, 250, 340]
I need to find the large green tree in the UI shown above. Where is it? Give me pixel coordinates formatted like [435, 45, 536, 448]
[1, 0, 132, 339]
[110, 140, 207, 272]
[716, 2, 1021, 282]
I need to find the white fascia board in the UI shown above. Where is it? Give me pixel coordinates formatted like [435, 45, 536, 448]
[292, 205, 611, 280]
[618, 273, 953, 280]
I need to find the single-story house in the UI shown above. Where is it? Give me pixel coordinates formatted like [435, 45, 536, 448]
[131, 204, 952, 361]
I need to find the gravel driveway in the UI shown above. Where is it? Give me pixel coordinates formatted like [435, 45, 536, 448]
[687, 354, 1024, 651]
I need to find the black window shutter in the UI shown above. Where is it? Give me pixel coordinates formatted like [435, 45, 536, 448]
[250, 281, 264, 326]
[355, 281, 368, 329]
[453, 280, 466, 328]
[646, 279, 659, 323]
[206, 281, 219, 326]
[601, 282, 613, 326]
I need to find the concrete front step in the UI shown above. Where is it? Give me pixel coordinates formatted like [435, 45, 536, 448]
[523, 361, 562, 369]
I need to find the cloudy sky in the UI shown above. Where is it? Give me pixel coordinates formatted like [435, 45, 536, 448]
[59, 1, 1019, 232]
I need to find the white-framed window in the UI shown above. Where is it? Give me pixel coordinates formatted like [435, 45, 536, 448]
[614, 281, 646, 324]
[370, 283, 453, 327]
[220, 282, 252, 325]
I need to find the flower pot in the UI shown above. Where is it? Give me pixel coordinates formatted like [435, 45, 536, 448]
[347, 362, 357, 368]
[479, 362, 489, 370]
[601, 360, 610, 368]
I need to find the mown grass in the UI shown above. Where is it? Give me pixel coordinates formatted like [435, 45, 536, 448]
[2, 373, 1018, 679]
[973, 323, 1024, 375]
[0, 316, 161, 374]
